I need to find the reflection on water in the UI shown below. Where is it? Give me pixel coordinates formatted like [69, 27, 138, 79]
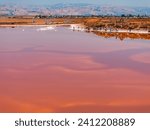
[92, 31, 150, 41]
[0, 27, 150, 112]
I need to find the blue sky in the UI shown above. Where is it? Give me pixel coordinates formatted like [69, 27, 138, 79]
[0, 0, 150, 7]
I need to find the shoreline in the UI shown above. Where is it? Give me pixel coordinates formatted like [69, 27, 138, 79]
[0, 23, 149, 40]
[0, 24, 149, 34]
[93, 29, 150, 34]
[0, 24, 73, 27]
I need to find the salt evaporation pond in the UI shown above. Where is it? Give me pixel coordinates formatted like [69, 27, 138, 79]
[0, 26, 150, 112]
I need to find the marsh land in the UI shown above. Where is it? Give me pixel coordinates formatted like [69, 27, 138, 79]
[0, 16, 150, 40]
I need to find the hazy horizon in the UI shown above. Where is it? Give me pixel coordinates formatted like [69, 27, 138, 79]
[0, 0, 150, 7]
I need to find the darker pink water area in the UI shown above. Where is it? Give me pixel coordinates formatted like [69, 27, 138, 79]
[0, 27, 150, 112]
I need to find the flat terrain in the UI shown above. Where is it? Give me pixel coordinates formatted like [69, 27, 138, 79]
[0, 16, 150, 40]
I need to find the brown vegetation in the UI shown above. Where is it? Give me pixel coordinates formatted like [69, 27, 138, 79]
[0, 16, 150, 30]
[0, 16, 150, 40]
[93, 31, 150, 40]
[84, 17, 150, 31]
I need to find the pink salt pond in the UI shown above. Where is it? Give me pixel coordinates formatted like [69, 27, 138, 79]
[0, 26, 150, 112]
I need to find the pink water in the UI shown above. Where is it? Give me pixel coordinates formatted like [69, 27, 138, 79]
[0, 27, 150, 112]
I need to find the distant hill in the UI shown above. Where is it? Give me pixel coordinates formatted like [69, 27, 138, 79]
[0, 3, 150, 16]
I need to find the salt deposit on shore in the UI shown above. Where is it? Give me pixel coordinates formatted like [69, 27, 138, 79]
[36, 26, 55, 31]
[69, 25, 149, 34]
[36, 24, 85, 32]
[94, 29, 149, 34]
[69, 24, 85, 31]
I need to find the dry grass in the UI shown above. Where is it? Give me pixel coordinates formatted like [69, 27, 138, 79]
[84, 17, 150, 31]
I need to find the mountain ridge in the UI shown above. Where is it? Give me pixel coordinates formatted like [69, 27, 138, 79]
[0, 3, 150, 16]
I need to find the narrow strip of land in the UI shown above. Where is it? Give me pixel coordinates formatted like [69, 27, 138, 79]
[0, 16, 149, 40]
